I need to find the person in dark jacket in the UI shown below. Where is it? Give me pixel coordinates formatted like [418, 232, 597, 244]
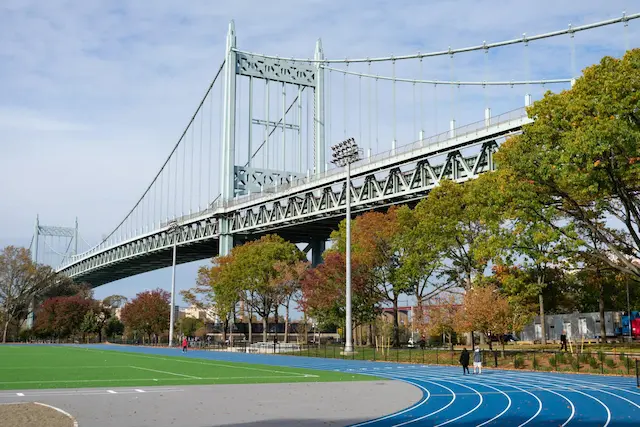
[560, 331, 568, 351]
[459, 348, 470, 375]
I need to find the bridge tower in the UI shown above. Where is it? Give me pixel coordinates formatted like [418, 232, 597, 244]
[218, 21, 326, 259]
[26, 215, 79, 327]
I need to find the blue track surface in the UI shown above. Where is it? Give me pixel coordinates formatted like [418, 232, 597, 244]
[86, 345, 640, 426]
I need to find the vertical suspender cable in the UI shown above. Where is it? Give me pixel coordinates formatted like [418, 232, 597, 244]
[199, 104, 203, 211]
[182, 122, 186, 215]
[449, 48, 454, 126]
[175, 142, 178, 217]
[327, 69, 331, 159]
[392, 58, 396, 144]
[298, 85, 302, 172]
[359, 74, 362, 150]
[265, 80, 269, 169]
[344, 64, 348, 139]
[483, 41, 489, 111]
[208, 82, 213, 205]
[248, 76, 253, 167]
[190, 125, 194, 214]
[570, 24, 576, 79]
[420, 56, 424, 136]
[375, 75, 379, 154]
[434, 83, 438, 134]
[412, 82, 416, 140]
[368, 61, 371, 152]
[166, 155, 171, 221]
[624, 11, 630, 52]
[282, 81, 286, 170]
[265, 80, 270, 169]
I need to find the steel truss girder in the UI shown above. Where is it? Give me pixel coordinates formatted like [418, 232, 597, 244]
[37, 226, 75, 238]
[236, 52, 316, 87]
[60, 217, 219, 281]
[234, 166, 306, 195]
[224, 140, 501, 235]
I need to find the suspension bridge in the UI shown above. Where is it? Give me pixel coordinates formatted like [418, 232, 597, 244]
[31, 12, 639, 287]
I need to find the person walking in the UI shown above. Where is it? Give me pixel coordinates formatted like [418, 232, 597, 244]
[182, 337, 188, 353]
[473, 348, 483, 374]
[459, 348, 470, 375]
[560, 331, 568, 351]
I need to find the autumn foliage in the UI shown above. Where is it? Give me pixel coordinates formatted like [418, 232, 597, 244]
[34, 295, 96, 338]
[120, 288, 170, 341]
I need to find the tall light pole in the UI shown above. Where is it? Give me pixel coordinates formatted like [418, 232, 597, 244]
[168, 220, 179, 347]
[331, 137, 362, 354]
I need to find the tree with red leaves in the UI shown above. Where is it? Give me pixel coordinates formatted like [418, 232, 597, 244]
[34, 295, 95, 339]
[120, 288, 170, 343]
[300, 252, 380, 337]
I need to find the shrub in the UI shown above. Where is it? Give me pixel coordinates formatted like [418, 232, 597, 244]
[556, 352, 567, 364]
[532, 357, 540, 370]
[514, 356, 525, 369]
[598, 351, 606, 363]
[605, 358, 616, 369]
[548, 356, 556, 367]
[589, 357, 599, 369]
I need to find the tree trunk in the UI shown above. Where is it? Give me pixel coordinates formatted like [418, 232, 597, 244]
[248, 307, 253, 343]
[284, 304, 290, 344]
[262, 317, 268, 342]
[302, 311, 308, 344]
[222, 318, 228, 342]
[539, 290, 547, 345]
[392, 297, 400, 347]
[2, 318, 11, 343]
[599, 282, 607, 344]
[366, 323, 372, 346]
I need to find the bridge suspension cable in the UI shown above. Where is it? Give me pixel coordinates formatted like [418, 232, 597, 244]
[232, 12, 639, 64]
[86, 60, 227, 253]
[319, 65, 573, 86]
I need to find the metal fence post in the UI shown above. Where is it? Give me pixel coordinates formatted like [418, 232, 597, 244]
[636, 359, 639, 388]
[494, 351, 498, 368]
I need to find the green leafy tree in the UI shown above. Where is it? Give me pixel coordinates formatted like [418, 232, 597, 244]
[230, 235, 305, 342]
[413, 177, 505, 291]
[104, 317, 125, 340]
[179, 317, 204, 337]
[496, 49, 640, 279]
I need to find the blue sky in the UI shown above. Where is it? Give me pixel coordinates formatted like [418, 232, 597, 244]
[1, 1, 638, 315]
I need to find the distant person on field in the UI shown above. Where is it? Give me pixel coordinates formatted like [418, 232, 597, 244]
[473, 348, 483, 374]
[560, 331, 568, 351]
[459, 348, 470, 375]
[182, 337, 188, 353]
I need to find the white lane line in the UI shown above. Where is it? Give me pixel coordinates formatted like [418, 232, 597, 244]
[404, 371, 541, 427]
[128, 365, 202, 379]
[33, 402, 78, 427]
[391, 381, 457, 427]
[15, 393, 24, 397]
[348, 379, 433, 427]
[517, 373, 640, 414]
[0, 389, 183, 400]
[0, 365, 131, 370]
[135, 389, 145, 393]
[107, 390, 117, 394]
[496, 371, 613, 427]
[384, 370, 558, 427]
[381, 374, 482, 427]
[73, 347, 311, 376]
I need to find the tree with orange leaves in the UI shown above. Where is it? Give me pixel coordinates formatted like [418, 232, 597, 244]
[454, 284, 514, 351]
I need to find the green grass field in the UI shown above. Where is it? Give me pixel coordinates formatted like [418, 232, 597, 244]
[0, 345, 378, 390]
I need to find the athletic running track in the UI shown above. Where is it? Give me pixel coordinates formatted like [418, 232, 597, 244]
[88, 345, 640, 426]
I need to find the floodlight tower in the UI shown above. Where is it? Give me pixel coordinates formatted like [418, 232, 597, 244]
[331, 138, 362, 354]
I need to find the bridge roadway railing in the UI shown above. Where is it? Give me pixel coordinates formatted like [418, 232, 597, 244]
[220, 107, 531, 235]
[56, 107, 530, 277]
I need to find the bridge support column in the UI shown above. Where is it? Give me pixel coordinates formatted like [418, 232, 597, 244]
[310, 239, 326, 267]
[221, 21, 237, 203]
[219, 220, 234, 257]
[314, 39, 325, 176]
